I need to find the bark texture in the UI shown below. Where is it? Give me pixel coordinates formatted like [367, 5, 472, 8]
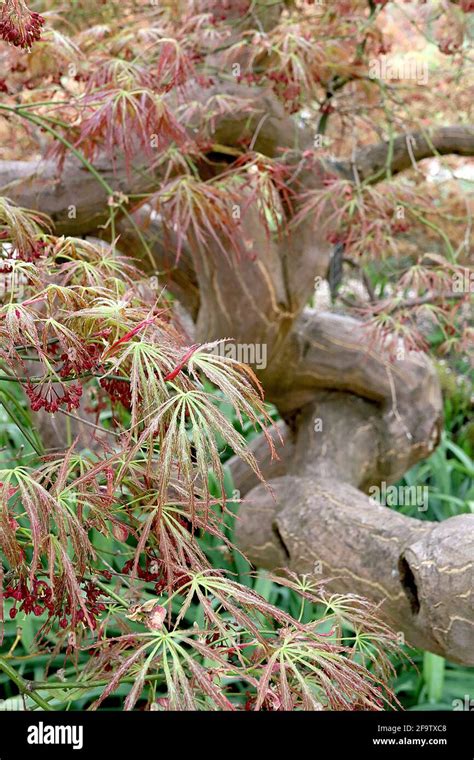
[2, 76, 473, 662]
[233, 393, 474, 665]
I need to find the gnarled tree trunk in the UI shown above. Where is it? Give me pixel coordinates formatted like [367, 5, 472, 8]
[2, 70, 473, 663]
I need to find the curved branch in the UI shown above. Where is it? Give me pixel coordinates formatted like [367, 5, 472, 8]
[262, 310, 443, 481]
[334, 125, 474, 184]
[0, 82, 308, 236]
[235, 392, 473, 665]
[236, 475, 474, 664]
[0, 155, 156, 236]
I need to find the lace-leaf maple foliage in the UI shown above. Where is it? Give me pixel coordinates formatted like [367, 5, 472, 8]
[0, 0, 472, 707]
[0, 199, 402, 710]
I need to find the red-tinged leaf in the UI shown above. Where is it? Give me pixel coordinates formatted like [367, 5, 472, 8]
[112, 522, 129, 543]
[93, 646, 149, 710]
[124, 669, 146, 711]
[163, 344, 200, 381]
[187, 660, 235, 711]
[102, 317, 157, 359]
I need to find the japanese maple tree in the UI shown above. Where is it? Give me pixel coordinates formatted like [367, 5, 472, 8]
[0, 0, 472, 709]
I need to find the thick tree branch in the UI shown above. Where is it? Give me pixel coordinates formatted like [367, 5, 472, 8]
[235, 392, 473, 664]
[113, 210, 200, 318]
[334, 125, 474, 184]
[262, 310, 443, 481]
[0, 155, 155, 236]
[237, 475, 474, 664]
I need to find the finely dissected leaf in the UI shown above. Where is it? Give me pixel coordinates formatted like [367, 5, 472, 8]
[187, 659, 235, 711]
[0, 198, 51, 258]
[106, 339, 176, 430]
[92, 644, 150, 710]
[127, 386, 267, 521]
[75, 88, 186, 171]
[150, 176, 242, 261]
